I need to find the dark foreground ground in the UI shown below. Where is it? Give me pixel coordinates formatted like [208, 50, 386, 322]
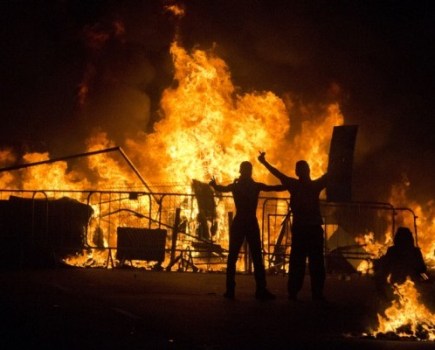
[0, 267, 434, 350]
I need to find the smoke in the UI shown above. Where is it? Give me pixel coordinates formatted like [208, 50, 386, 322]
[0, 1, 174, 157]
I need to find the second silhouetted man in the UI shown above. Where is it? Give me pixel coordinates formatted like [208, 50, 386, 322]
[258, 152, 327, 301]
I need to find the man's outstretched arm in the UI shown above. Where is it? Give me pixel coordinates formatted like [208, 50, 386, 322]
[209, 176, 232, 193]
[257, 152, 289, 183]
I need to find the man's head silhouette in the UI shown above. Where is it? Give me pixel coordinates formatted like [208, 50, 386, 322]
[239, 161, 253, 179]
[295, 160, 310, 179]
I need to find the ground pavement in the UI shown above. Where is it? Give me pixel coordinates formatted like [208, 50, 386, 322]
[0, 267, 434, 349]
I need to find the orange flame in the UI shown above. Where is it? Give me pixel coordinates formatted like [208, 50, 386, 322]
[371, 278, 435, 341]
[0, 149, 17, 190]
[355, 232, 388, 274]
[132, 40, 343, 190]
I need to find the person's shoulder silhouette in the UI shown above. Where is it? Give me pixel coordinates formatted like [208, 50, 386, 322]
[377, 227, 427, 285]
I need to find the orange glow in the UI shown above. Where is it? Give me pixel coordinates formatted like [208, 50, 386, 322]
[0, 149, 17, 190]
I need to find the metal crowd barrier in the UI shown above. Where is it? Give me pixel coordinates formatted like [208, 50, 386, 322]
[0, 189, 418, 274]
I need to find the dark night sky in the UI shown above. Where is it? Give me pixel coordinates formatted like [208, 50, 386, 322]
[1, 0, 434, 204]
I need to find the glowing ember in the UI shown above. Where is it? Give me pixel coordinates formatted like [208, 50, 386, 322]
[165, 3, 185, 18]
[370, 278, 435, 341]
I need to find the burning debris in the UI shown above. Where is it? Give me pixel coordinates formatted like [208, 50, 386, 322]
[362, 227, 435, 342]
[367, 278, 435, 341]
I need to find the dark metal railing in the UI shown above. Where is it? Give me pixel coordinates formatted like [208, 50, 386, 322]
[0, 189, 418, 274]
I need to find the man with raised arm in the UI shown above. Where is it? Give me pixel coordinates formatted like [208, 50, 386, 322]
[209, 160, 285, 300]
[258, 152, 328, 302]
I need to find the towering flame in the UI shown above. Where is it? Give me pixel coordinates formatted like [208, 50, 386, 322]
[149, 41, 289, 185]
[130, 40, 343, 190]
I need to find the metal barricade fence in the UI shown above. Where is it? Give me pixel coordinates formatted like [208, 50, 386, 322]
[0, 190, 417, 273]
[261, 199, 418, 275]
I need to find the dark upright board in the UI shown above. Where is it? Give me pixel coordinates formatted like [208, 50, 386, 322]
[327, 125, 358, 202]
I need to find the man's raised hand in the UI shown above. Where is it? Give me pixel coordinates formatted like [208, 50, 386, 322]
[258, 151, 266, 163]
[209, 176, 217, 187]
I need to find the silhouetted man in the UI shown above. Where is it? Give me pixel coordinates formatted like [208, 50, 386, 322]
[258, 152, 327, 301]
[209, 161, 285, 300]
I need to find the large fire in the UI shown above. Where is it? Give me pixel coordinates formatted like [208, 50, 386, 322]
[127, 40, 343, 189]
[0, 3, 433, 275]
[1, 4, 434, 347]
[0, 25, 343, 268]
